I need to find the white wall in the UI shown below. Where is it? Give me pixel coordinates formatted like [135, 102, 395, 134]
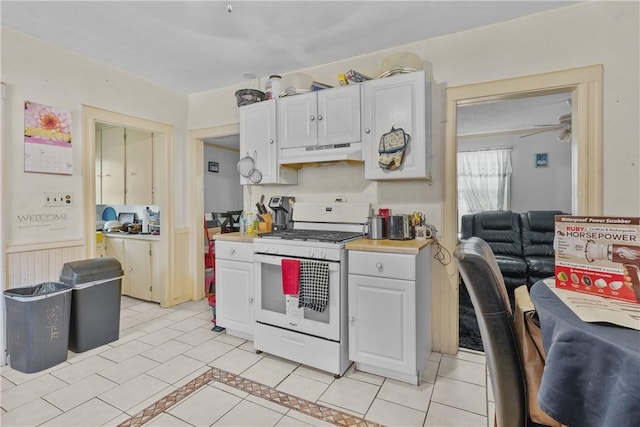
[189, 1, 640, 219]
[458, 133, 573, 214]
[203, 144, 243, 213]
[1, 28, 189, 247]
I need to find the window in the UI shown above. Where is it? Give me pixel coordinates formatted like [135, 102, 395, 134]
[457, 147, 512, 224]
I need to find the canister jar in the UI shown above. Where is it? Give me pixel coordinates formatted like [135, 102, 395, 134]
[265, 75, 281, 100]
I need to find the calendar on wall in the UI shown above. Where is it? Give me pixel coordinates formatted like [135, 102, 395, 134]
[24, 101, 73, 175]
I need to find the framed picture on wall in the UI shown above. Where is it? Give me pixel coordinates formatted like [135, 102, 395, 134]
[535, 153, 548, 168]
[208, 161, 219, 173]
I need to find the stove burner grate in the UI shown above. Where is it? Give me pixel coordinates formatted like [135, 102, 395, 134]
[258, 229, 363, 243]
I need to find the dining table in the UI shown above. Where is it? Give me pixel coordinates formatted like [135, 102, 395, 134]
[530, 280, 640, 427]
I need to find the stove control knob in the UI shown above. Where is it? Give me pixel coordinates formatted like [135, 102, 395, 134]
[318, 251, 326, 259]
[308, 249, 314, 257]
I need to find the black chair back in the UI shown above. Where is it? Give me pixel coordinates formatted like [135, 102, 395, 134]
[454, 237, 528, 427]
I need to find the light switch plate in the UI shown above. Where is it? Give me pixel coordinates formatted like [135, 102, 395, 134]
[44, 192, 73, 206]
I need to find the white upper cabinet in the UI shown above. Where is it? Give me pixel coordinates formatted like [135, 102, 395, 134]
[97, 126, 153, 204]
[278, 85, 362, 164]
[239, 99, 297, 185]
[125, 128, 153, 205]
[362, 70, 431, 180]
[99, 126, 125, 205]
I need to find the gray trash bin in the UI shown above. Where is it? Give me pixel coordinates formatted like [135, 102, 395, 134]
[4, 282, 72, 373]
[59, 257, 124, 352]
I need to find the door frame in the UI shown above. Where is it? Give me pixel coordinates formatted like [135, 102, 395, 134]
[82, 105, 175, 306]
[188, 124, 240, 301]
[438, 65, 603, 354]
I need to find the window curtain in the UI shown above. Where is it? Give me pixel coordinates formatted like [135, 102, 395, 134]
[458, 148, 512, 219]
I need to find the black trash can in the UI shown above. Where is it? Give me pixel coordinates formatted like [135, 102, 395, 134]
[4, 282, 72, 373]
[59, 257, 124, 352]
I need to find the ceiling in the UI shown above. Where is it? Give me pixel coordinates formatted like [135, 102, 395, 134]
[2, 1, 578, 95]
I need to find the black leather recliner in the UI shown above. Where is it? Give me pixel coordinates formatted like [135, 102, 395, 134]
[520, 211, 563, 285]
[460, 210, 528, 296]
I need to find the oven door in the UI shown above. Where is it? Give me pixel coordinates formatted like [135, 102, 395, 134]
[254, 253, 341, 341]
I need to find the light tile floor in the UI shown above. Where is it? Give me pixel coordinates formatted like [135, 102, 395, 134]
[1, 296, 493, 427]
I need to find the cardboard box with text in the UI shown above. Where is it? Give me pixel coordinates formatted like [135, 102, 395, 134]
[555, 215, 640, 303]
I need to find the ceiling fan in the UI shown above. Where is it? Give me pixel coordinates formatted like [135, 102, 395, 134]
[520, 112, 572, 142]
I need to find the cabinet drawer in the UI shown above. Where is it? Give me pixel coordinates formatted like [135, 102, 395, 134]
[349, 251, 416, 281]
[215, 241, 253, 262]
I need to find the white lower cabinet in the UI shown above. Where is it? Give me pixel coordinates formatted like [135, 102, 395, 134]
[105, 236, 160, 303]
[215, 240, 254, 340]
[348, 247, 431, 385]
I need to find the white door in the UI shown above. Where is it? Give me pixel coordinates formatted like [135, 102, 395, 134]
[362, 70, 427, 180]
[216, 258, 254, 335]
[318, 85, 361, 146]
[277, 91, 317, 149]
[348, 274, 416, 374]
[239, 99, 277, 184]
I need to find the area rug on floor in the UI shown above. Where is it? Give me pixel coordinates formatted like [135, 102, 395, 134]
[118, 367, 383, 427]
[459, 284, 484, 352]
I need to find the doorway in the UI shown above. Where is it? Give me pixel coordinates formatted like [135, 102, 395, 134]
[188, 124, 241, 301]
[436, 65, 603, 354]
[81, 106, 184, 307]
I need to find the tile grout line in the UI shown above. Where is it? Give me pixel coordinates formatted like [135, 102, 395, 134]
[117, 366, 385, 427]
[117, 369, 214, 427]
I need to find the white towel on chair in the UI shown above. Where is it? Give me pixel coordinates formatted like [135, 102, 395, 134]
[298, 261, 329, 312]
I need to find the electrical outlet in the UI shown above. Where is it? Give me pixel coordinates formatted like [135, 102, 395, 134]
[44, 192, 73, 206]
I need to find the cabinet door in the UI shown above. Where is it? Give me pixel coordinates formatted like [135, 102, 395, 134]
[215, 258, 254, 335]
[318, 85, 361, 146]
[95, 129, 102, 204]
[277, 91, 317, 149]
[348, 274, 416, 375]
[362, 70, 427, 180]
[100, 126, 125, 205]
[125, 128, 153, 204]
[105, 237, 125, 293]
[150, 240, 162, 303]
[123, 240, 152, 301]
[239, 99, 278, 184]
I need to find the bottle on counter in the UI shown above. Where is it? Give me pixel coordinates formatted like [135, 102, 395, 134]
[246, 211, 254, 234]
[142, 207, 150, 234]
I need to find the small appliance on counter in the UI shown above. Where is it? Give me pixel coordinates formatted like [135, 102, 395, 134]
[389, 214, 413, 240]
[269, 196, 295, 231]
[366, 216, 388, 240]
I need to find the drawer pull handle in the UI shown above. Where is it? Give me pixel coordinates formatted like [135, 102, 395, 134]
[248, 297, 253, 303]
[376, 261, 383, 270]
[229, 248, 235, 255]
[349, 316, 355, 324]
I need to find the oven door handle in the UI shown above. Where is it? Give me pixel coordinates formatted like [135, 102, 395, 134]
[254, 254, 340, 271]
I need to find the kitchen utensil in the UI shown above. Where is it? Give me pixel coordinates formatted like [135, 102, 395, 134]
[248, 168, 262, 184]
[103, 220, 123, 232]
[366, 216, 387, 240]
[237, 153, 255, 177]
[234, 89, 265, 107]
[378, 126, 410, 170]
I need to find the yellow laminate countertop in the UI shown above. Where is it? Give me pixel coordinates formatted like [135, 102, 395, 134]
[213, 232, 260, 243]
[345, 238, 433, 255]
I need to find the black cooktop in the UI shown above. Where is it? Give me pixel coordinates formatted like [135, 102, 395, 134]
[258, 229, 364, 243]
